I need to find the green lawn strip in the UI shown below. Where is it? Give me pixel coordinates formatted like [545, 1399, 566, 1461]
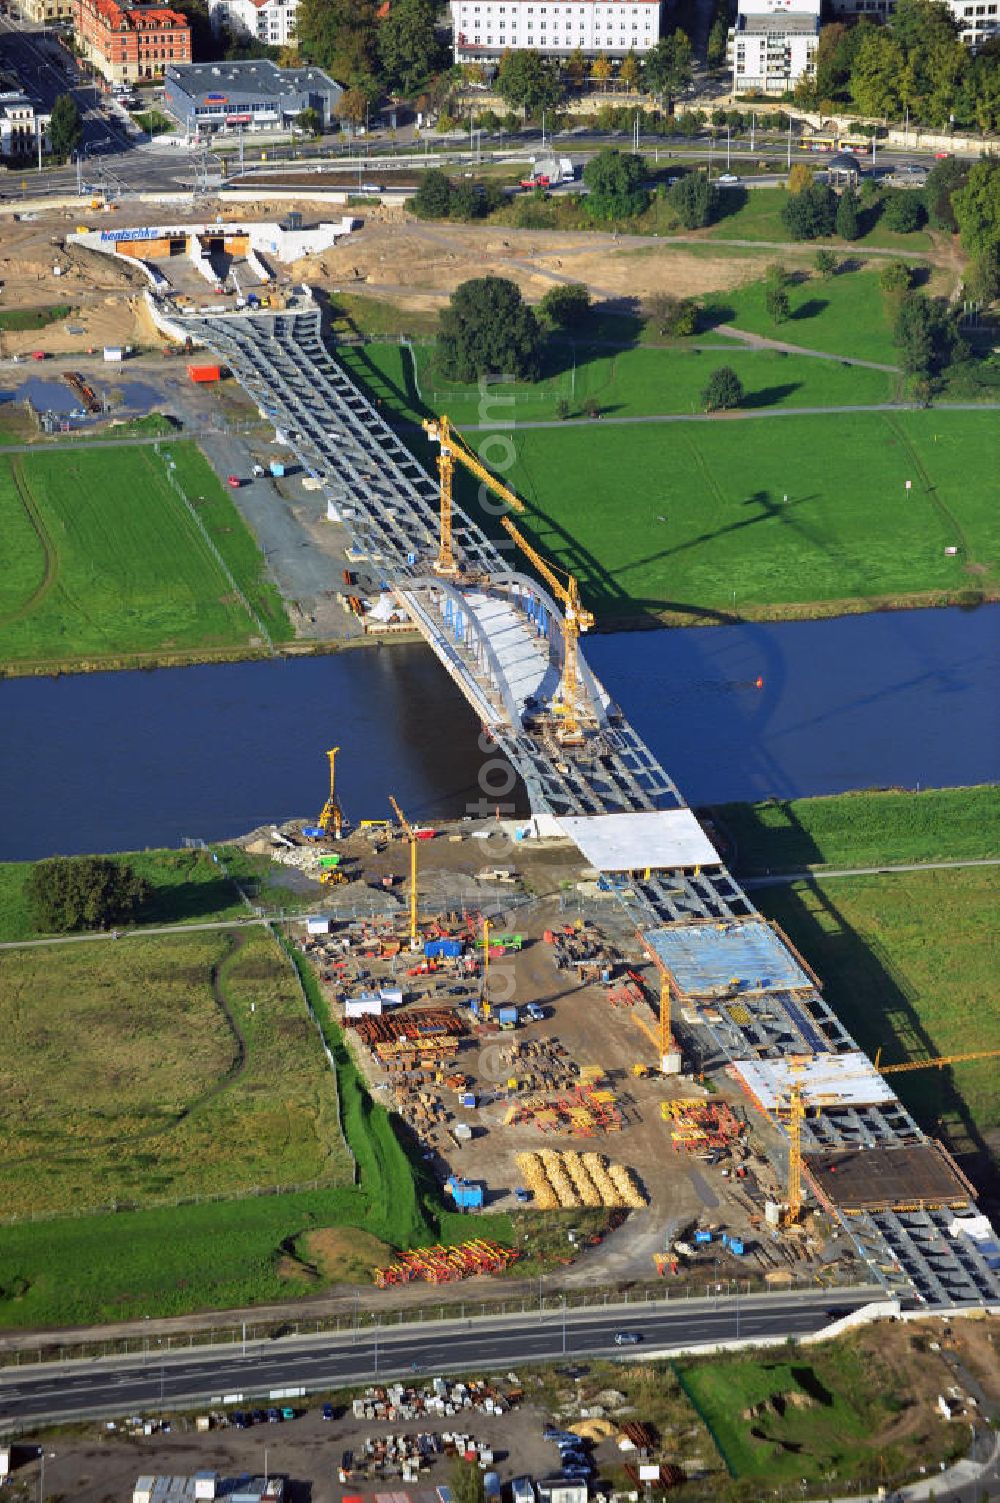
[676, 1340, 941, 1484]
[0, 846, 278, 943]
[700, 267, 901, 366]
[487, 409, 999, 620]
[0, 457, 48, 620]
[163, 444, 293, 643]
[756, 866, 1000, 1138]
[0, 445, 269, 666]
[706, 187, 933, 253]
[0, 306, 71, 332]
[714, 785, 1000, 876]
[353, 339, 894, 428]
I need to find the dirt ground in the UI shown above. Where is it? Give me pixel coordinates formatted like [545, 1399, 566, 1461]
[292, 216, 776, 311]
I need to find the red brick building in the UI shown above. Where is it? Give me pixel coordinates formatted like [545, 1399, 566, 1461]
[73, 0, 192, 85]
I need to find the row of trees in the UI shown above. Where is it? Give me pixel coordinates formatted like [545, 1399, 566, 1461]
[794, 0, 1000, 133]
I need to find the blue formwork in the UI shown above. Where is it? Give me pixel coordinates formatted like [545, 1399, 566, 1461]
[643, 919, 810, 996]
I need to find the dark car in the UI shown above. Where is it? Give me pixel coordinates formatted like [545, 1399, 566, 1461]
[614, 1330, 642, 1346]
[250, 1409, 267, 1425]
[322, 1402, 335, 1420]
[230, 1410, 250, 1429]
[266, 1408, 282, 1423]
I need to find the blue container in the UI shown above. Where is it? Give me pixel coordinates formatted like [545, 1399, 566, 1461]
[694, 1229, 713, 1244]
[301, 826, 325, 839]
[728, 1237, 745, 1256]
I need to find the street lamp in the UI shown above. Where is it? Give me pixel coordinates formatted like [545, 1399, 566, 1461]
[38, 1450, 55, 1503]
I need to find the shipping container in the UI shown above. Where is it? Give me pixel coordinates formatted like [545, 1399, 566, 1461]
[269, 460, 286, 477]
[187, 363, 222, 383]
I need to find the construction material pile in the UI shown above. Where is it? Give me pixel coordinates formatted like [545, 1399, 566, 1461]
[351, 1009, 466, 1068]
[659, 1099, 744, 1151]
[373, 1239, 517, 1286]
[505, 1076, 624, 1136]
[516, 1150, 646, 1209]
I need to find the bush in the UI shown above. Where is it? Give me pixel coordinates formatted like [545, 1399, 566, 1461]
[835, 189, 860, 241]
[555, 397, 571, 419]
[880, 260, 913, 293]
[781, 184, 836, 240]
[881, 190, 927, 234]
[26, 856, 150, 933]
[410, 168, 454, 219]
[668, 173, 720, 229]
[815, 248, 838, 277]
[646, 291, 697, 336]
[702, 365, 744, 411]
[765, 285, 790, 323]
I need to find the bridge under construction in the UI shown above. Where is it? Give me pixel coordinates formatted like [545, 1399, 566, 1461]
[174, 287, 1000, 1312]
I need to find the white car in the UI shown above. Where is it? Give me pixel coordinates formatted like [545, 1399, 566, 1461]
[718, 173, 740, 185]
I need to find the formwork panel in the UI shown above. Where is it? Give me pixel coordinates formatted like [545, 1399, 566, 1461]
[644, 918, 810, 996]
[805, 1142, 972, 1212]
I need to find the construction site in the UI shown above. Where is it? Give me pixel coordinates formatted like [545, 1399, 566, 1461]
[73, 218, 1000, 1313]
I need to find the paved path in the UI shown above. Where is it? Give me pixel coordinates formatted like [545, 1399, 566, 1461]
[716, 321, 901, 371]
[455, 400, 1000, 432]
[0, 916, 271, 951]
[743, 856, 1000, 888]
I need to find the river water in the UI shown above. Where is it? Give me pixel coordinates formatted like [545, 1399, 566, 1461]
[2, 605, 997, 860]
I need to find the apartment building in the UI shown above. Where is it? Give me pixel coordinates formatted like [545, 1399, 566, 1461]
[73, 0, 191, 84]
[209, 0, 298, 50]
[0, 91, 50, 155]
[450, 0, 664, 64]
[728, 0, 819, 95]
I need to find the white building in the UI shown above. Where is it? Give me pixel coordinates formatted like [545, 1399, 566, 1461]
[728, 0, 819, 95]
[450, 0, 664, 64]
[0, 92, 51, 157]
[209, 0, 298, 49]
[826, 0, 998, 47]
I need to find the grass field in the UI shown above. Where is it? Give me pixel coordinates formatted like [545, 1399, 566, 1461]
[705, 186, 934, 254]
[485, 409, 1000, 621]
[0, 928, 353, 1218]
[715, 785, 1000, 875]
[757, 866, 1000, 1141]
[0, 845, 287, 943]
[677, 1335, 956, 1486]
[0, 442, 291, 670]
[700, 267, 903, 365]
[340, 338, 895, 430]
[0, 305, 71, 332]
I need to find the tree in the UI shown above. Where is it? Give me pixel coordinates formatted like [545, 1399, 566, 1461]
[815, 248, 838, 277]
[707, 15, 728, 67]
[26, 856, 150, 934]
[295, 107, 322, 136]
[964, 245, 1000, 303]
[496, 49, 563, 116]
[882, 190, 927, 233]
[892, 290, 963, 375]
[953, 157, 1000, 259]
[410, 168, 453, 218]
[781, 183, 836, 240]
[450, 1460, 485, 1503]
[668, 173, 719, 229]
[555, 397, 571, 419]
[296, 0, 378, 82]
[786, 161, 814, 195]
[765, 284, 790, 323]
[335, 88, 369, 130]
[835, 188, 861, 241]
[643, 31, 693, 109]
[619, 50, 641, 92]
[538, 283, 591, 328]
[565, 47, 586, 86]
[49, 93, 82, 159]
[377, 0, 442, 95]
[583, 148, 648, 221]
[437, 276, 543, 382]
[849, 28, 905, 117]
[924, 155, 968, 230]
[450, 180, 484, 220]
[590, 53, 613, 85]
[880, 259, 914, 292]
[646, 292, 697, 336]
[702, 366, 744, 411]
[582, 394, 601, 417]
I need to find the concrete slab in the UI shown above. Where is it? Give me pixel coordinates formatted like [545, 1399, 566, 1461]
[644, 918, 810, 997]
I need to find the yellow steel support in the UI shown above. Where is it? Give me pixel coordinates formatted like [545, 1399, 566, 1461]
[318, 746, 344, 837]
[422, 414, 526, 576]
[388, 794, 419, 948]
[482, 917, 491, 1017]
[659, 970, 673, 1062]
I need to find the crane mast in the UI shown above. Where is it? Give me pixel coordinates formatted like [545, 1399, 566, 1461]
[388, 794, 419, 948]
[318, 746, 344, 837]
[500, 514, 595, 745]
[422, 414, 526, 575]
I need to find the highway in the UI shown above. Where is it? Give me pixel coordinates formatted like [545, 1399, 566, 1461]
[0, 1290, 876, 1425]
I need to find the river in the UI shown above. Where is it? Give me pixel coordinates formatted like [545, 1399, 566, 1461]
[2, 605, 997, 860]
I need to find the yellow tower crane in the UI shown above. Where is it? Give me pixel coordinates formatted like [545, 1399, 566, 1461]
[317, 747, 345, 837]
[422, 414, 527, 575]
[499, 515, 596, 745]
[388, 794, 419, 948]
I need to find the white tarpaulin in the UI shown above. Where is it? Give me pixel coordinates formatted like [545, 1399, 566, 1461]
[557, 810, 719, 872]
[731, 1051, 896, 1111]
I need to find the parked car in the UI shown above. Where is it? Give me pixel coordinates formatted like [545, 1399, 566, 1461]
[718, 173, 740, 185]
[321, 1402, 335, 1420]
[226, 474, 241, 488]
[614, 1330, 642, 1345]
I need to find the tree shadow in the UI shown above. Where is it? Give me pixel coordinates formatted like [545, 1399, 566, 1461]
[696, 300, 737, 334]
[742, 383, 802, 408]
[715, 186, 749, 222]
[790, 298, 828, 322]
[755, 879, 1000, 1209]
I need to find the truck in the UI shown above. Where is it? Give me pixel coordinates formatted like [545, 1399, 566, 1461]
[512, 1479, 536, 1503]
[483, 1473, 502, 1503]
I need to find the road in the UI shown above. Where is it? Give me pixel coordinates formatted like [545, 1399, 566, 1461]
[744, 856, 1000, 888]
[0, 1290, 871, 1425]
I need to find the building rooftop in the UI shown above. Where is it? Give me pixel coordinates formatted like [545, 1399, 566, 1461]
[828, 150, 862, 171]
[731, 1051, 895, 1111]
[558, 809, 721, 874]
[166, 60, 340, 101]
[735, 11, 818, 30]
